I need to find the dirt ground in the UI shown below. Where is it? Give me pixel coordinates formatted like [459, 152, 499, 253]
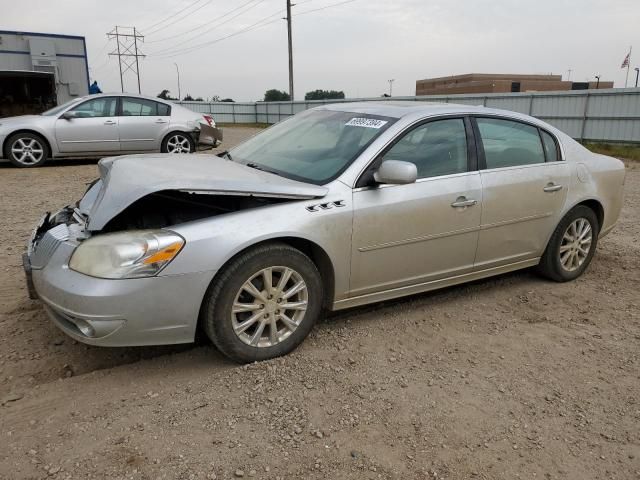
[0, 130, 638, 480]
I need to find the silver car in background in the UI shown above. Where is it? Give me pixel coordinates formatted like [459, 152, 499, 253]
[23, 103, 625, 363]
[0, 93, 222, 167]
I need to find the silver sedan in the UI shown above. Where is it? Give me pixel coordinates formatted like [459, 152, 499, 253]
[24, 102, 625, 362]
[0, 93, 222, 167]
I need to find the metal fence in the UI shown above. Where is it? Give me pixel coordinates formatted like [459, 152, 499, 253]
[177, 87, 640, 143]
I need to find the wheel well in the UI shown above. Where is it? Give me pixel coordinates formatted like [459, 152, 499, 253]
[206, 237, 336, 310]
[162, 130, 194, 143]
[3, 130, 52, 158]
[576, 199, 604, 230]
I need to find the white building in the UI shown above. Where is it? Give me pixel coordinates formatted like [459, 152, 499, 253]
[0, 30, 89, 115]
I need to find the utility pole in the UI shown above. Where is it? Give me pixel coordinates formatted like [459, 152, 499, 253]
[388, 79, 395, 97]
[286, 0, 294, 101]
[107, 26, 145, 93]
[567, 69, 572, 81]
[595, 75, 600, 89]
[174, 63, 181, 100]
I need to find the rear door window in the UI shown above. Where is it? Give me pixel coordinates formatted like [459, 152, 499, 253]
[476, 117, 546, 169]
[121, 97, 166, 116]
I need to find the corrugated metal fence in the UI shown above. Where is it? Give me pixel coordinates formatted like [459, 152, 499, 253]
[177, 87, 640, 143]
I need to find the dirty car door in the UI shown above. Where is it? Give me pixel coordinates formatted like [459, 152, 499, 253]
[54, 97, 119, 153]
[349, 118, 482, 297]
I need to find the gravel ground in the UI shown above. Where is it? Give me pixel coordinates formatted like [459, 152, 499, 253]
[0, 129, 638, 480]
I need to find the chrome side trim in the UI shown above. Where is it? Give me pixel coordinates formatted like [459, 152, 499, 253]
[332, 258, 539, 311]
[357, 213, 552, 252]
[358, 225, 479, 252]
[480, 212, 553, 230]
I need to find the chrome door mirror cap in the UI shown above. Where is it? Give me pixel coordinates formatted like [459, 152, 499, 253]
[373, 160, 417, 185]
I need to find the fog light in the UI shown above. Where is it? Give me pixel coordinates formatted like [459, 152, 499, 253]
[74, 318, 95, 337]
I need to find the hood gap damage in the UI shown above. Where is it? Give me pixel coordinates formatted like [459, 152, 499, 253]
[100, 190, 290, 232]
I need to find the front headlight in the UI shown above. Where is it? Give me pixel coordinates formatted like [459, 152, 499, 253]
[69, 230, 184, 279]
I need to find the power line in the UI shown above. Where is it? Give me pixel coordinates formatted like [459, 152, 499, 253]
[146, 0, 263, 46]
[149, 0, 269, 57]
[140, 0, 206, 33]
[145, 0, 214, 36]
[294, 0, 357, 17]
[148, 0, 356, 60]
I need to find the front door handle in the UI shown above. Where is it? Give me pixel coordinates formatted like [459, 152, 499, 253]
[543, 183, 563, 193]
[104, 120, 116, 125]
[451, 197, 478, 208]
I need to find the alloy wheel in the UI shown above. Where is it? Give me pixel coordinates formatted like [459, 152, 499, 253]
[231, 266, 309, 348]
[559, 218, 593, 272]
[11, 138, 44, 165]
[165, 134, 191, 153]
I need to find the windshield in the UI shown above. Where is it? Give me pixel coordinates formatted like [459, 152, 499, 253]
[229, 109, 396, 184]
[41, 98, 84, 116]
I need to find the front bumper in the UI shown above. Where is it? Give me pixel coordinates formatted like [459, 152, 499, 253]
[25, 219, 215, 347]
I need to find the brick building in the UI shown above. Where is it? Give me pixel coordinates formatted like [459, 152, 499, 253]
[415, 73, 614, 96]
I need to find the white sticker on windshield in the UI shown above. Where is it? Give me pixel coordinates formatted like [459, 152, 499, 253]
[345, 118, 388, 129]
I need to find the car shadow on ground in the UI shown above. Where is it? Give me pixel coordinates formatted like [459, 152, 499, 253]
[21, 267, 539, 385]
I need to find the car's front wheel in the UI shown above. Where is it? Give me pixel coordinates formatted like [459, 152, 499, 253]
[537, 205, 599, 282]
[202, 243, 323, 363]
[161, 132, 195, 154]
[5, 132, 49, 167]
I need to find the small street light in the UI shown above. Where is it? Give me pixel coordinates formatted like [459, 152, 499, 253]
[635, 67, 640, 88]
[174, 63, 181, 101]
[594, 75, 601, 89]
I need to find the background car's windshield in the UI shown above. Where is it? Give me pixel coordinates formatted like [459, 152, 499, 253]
[230, 110, 396, 184]
[41, 98, 83, 116]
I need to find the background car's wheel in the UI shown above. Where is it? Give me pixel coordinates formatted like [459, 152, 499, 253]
[201, 243, 324, 363]
[161, 132, 195, 154]
[5, 133, 49, 167]
[537, 205, 599, 282]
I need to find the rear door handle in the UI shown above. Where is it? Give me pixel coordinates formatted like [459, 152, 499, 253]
[451, 197, 478, 208]
[104, 120, 116, 125]
[543, 183, 563, 192]
[155, 119, 168, 124]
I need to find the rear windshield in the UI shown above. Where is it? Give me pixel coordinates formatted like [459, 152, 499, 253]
[230, 109, 396, 184]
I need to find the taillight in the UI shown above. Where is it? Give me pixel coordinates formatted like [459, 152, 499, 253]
[203, 115, 214, 127]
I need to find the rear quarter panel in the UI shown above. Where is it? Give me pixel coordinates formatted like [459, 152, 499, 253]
[561, 134, 625, 236]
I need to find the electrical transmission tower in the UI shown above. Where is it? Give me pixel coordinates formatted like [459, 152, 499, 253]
[107, 26, 145, 93]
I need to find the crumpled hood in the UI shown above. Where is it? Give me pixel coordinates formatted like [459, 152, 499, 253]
[84, 154, 328, 231]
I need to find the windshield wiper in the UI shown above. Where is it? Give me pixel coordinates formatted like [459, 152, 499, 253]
[217, 150, 233, 161]
[246, 163, 281, 176]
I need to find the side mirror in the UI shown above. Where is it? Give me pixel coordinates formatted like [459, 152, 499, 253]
[373, 160, 417, 185]
[60, 111, 79, 120]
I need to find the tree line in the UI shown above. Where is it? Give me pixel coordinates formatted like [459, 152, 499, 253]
[157, 88, 346, 103]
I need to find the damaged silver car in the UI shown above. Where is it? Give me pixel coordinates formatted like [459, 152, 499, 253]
[24, 103, 625, 362]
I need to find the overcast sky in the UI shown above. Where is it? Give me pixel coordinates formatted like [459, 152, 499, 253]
[2, 0, 639, 101]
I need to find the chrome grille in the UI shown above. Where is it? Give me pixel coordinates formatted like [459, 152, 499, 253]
[30, 223, 70, 269]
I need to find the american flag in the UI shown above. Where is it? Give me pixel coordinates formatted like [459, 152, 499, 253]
[621, 52, 631, 68]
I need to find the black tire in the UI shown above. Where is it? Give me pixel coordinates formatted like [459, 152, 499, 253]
[4, 132, 49, 167]
[201, 243, 324, 363]
[536, 205, 599, 282]
[161, 132, 195, 154]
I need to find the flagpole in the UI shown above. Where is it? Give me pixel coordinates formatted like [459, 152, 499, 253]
[626, 46, 632, 88]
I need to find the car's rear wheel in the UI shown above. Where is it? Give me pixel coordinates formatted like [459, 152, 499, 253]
[5, 133, 49, 167]
[161, 132, 195, 154]
[537, 205, 599, 282]
[201, 243, 323, 363]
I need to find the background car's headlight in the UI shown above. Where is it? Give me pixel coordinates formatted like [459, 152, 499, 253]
[69, 230, 184, 279]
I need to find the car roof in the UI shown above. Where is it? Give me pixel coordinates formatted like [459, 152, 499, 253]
[75, 92, 174, 105]
[316, 101, 503, 119]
